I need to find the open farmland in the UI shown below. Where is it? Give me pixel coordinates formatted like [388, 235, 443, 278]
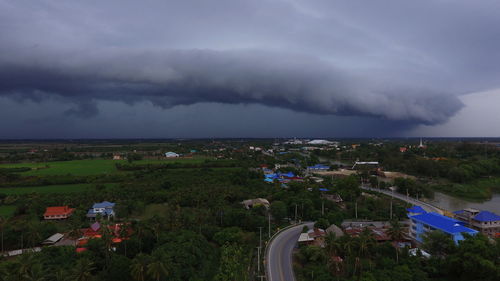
[0, 183, 118, 195]
[0, 157, 210, 176]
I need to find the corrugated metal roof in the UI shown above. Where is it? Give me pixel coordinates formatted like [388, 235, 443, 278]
[43, 233, 64, 244]
[410, 212, 478, 234]
[474, 211, 500, 222]
[407, 206, 426, 214]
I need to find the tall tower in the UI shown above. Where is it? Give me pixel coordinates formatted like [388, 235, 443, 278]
[419, 138, 424, 148]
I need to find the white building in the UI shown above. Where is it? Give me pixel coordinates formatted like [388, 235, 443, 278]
[165, 152, 180, 158]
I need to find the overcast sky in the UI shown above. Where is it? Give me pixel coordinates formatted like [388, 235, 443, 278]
[1, 0, 499, 138]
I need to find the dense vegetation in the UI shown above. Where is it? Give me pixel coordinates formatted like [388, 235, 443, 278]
[295, 229, 500, 281]
[0, 139, 498, 280]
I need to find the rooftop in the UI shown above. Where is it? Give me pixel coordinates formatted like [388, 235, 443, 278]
[474, 211, 500, 222]
[410, 212, 478, 235]
[407, 206, 426, 214]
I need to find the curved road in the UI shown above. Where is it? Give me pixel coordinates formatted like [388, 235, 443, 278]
[361, 185, 444, 214]
[266, 222, 313, 281]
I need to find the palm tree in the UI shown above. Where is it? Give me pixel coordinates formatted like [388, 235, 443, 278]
[53, 268, 68, 281]
[387, 220, 404, 242]
[130, 253, 150, 281]
[99, 221, 114, 268]
[17, 253, 37, 277]
[148, 215, 163, 243]
[325, 232, 342, 258]
[23, 263, 46, 281]
[72, 258, 95, 281]
[342, 236, 359, 277]
[25, 222, 42, 248]
[0, 216, 8, 253]
[325, 233, 343, 276]
[147, 256, 169, 281]
[387, 220, 404, 263]
[118, 221, 130, 257]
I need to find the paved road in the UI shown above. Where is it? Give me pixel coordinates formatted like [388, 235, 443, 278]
[361, 185, 443, 214]
[266, 222, 314, 281]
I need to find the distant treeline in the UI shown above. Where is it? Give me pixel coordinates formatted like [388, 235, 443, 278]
[115, 160, 242, 171]
[0, 167, 31, 173]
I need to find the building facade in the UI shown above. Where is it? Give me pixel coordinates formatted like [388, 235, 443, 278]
[407, 206, 478, 244]
[454, 208, 500, 238]
[43, 206, 74, 220]
[86, 201, 115, 219]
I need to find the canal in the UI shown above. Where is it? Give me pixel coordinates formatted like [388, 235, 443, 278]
[426, 192, 500, 214]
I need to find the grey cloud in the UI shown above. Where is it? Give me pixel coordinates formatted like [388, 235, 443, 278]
[0, 0, 499, 136]
[0, 48, 463, 124]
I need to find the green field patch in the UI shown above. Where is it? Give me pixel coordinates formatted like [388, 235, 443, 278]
[0, 205, 16, 217]
[0, 183, 116, 195]
[0, 157, 211, 176]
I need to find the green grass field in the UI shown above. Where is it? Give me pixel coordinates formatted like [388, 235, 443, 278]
[0, 157, 210, 176]
[0, 205, 16, 217]
[0, 183, 117, 195]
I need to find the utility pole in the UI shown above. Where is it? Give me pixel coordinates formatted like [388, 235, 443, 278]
[321, 200, 324, 216]
[268, 212, 271, 238]
[355, 201, 358, 219]
[258, 226, 263, 274]
[295, 204, 298, 224]
[301, 203, 304, 220]
[390, 188, 394, 219]
[259, 227, 263, 252]
[257, 246, 261, 273]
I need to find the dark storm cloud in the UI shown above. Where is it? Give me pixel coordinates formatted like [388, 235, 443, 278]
[0, 48, 462, 124]
[0, 0, 499, 134]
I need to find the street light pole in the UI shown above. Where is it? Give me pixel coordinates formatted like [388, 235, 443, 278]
[268, 213, 271, 238]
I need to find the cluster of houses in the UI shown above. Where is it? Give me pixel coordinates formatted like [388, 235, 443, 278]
[40, 201, 123, 253]
[44, 201, 116, 221]
[76, 221, 131, 253]
[262, 165, 304, 184]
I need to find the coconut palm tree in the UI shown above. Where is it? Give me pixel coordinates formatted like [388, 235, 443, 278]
[53, 268, 68, 281]
[387, 220, 405, 263]
[0, 216, 8, 253]
[130, 253, 150, 281]
[118, 221, 130, 257]
[17, 253, 37, 277]
[99, 221, 114, 268]
[72, 258, 95, 281]
[147, 255, 169, 281]
[387, 220, 404, 241]
[23, 263, 46, 281]
[325, 232, 341, 257]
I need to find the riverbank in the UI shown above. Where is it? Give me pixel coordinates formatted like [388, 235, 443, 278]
[430, 177, 500, 200]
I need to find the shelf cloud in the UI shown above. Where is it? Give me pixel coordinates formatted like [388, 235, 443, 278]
[0, 0, 499, 136]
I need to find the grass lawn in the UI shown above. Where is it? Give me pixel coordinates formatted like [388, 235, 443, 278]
[0, 157, 211, 176]
[0, 183, 117, 195]
[0, 205, 16, 217]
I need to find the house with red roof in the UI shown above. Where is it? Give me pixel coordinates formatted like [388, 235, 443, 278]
[43, 206, 75, 220]
[76, 222, 132, 253]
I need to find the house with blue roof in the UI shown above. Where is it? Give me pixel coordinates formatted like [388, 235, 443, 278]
[454, 208, 500, 238]
[307, 164, 330, 171]
[87, 201, 116, 220]
[408, 209, 478, 244]
[407, 206, 426, 217]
